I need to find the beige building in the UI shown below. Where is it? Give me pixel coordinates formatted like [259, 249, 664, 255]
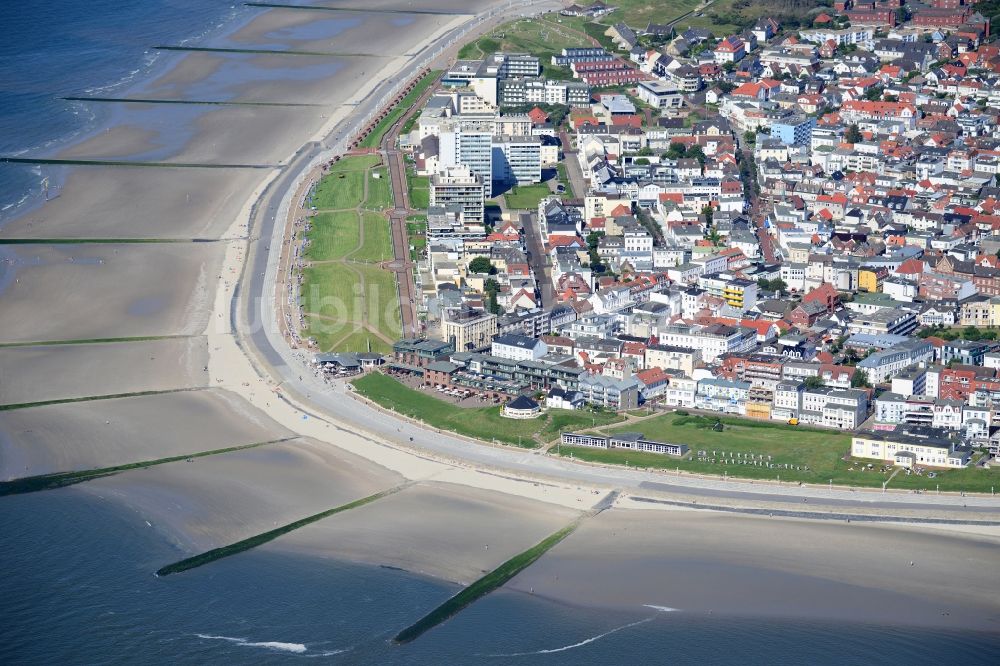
[851, 427, 971, 469]
[441, 308, 498, 351]
[644, 344, 701, 376]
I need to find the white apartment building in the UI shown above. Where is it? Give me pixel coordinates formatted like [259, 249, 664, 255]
[657, 323, 756, 363]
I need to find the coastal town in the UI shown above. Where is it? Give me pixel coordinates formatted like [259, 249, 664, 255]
[294, 0, 1000, 490]
[6, 0, 1000, 655]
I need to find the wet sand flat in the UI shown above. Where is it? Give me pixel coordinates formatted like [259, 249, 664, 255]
[134, 51, 388, 106]
[0, 166, 263, 239]
[0, 243, 223, 342]
[302, 0, 491, 13]
[51, 103, 325, 166]
[79, 437, 403, 554]
[0, 388, 291, 479]
[215, 9, 459, 56]
[507, 509, 1000, 632]
[59, 126, 161, 160]
[270, 481, 580, 584]
[0, 337, 209, 405]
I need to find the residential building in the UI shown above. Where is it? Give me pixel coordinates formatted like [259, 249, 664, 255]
[442, 308, 498, 351]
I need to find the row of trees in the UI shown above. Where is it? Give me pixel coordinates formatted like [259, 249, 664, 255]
[916, 324, 999, 342]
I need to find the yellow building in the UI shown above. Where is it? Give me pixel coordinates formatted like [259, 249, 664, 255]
[858, 267, 885, 293]
[745, 402, 772, 421]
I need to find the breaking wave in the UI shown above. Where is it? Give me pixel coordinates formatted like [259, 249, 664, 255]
[485, 616, 655, 656]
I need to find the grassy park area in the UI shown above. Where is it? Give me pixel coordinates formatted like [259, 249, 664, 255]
[300, 152, 400, 354]
[503, 183, 553, 210]
[408, 173, 430, 210]
[351, 373, 622, 447]
[364, 167, 393, 210]
[556, 413, 1000, 493]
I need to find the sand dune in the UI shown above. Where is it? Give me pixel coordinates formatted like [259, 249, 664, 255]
[0, 388, 290, 479]
[507, 509, 1000, 632]
[270, 481, 580, 584]
[79, 437, 403, 554]
[0, 337, 209, 405]
[0, 243, 224, 342]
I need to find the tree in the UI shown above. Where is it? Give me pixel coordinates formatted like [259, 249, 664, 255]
[844, 124, 862, 144]
[743, 130, 757, 145]
[468, 256, 495, 274]
[863, 86, 884, 101]
[962, 325, 983, 340]
[851, 369, 870, 388]
[804, 376, 826, 389]
[483, 278, 501, 315]
[665, 141, 687, 159]
[702, 204, 714, 227]
[686, 144, 706, 166]
[771, 278, 787, 296]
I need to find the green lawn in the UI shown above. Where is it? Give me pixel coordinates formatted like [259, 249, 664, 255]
[353, 264, 401, 340]
[408, 173, 430, 210]
[302, 314, 357, 352]
[335, 327, 392, 355]
[353, 212, 393, 263]
[504, 184, 553, 210]
[597, 0, 703, 26]
[301, 263, 361, 320]
[556, 413, 999, 493]
[352, 374, 544, 446]
[359, 70, 440, 149]
[365, 168, 393, 210]
[300, 261, 400, 351]
[406, 216, 427, 235]
[351, 374, 622, 446]
[328, 154, 380, 173]
[312, 170, 365, 210]
[304, 211, 360, 261]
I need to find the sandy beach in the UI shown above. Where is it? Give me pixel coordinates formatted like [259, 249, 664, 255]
[0, 336, 208, 404]
[0, 388, 290, 479]
[0, 243, 222, 342]
[507, 508, 1000, 631]
[269, 480, 581, 584]
[79, 437, 404, 554]
[0, 167, 263, 239]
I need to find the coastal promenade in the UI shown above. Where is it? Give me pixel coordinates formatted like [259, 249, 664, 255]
[234, 10, 1000, 517]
